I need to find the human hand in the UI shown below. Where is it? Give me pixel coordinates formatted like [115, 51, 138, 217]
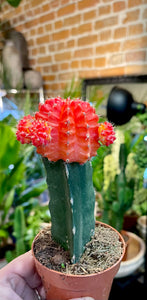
[0, 251, 45, 300]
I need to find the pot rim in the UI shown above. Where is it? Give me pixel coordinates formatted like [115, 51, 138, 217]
[119, 231, 146, 266]
[32, 221, 126, 278]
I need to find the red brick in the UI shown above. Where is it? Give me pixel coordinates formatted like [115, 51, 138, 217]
[55, 20, 63, 30]
[43, 75, 56, 81]
[114, 27, 127, 39]
[78, 34, 98, 46]
[79, 70, 100, 78]
[37, 56, 52, 64]
[27, 39, 35, 47]
[100, 30, 112, 41]
[67, 40, 75, 48]
[74, 48, 93, 58]
[64, 14, 81, 26]
[78, 0, 98, 10]
[60, 62, 69, 70]
[45, 24, 52, 32]
[128, 0, 144, 8]
[51, 64, 59, 72]
[54, 52, 71, 61]
[36, 35, 50, 45]
[56, 42, 65, 51]
[57, 3, 76, 17]
[96, 42, 121, 55]
[38, 46, 46, 54]
[52, 30, 70, 41]
[42, 3, 50, 12]
[31, 0, 42, 7]
[125, 64, 147, 75]
[71, 60, 80, 69]
[37, 27, 44, 35]
[25, 18, 39, 29]
[83, 10, 96, 21]
[99, 5, 111, 15]
[40, 12, 55, 23]
[71, 23, 92, 35]
[94, 57, 106, 67]
[81, 59, 93, 68]
[126, 51, 146, 62]
[95, 16, 118, 30]
[113, 1, 126, 12]
[99, 67, 125, 77]
[123, 36, 147, 51]
[108, 54, 125, 65]
[31, 48, 38, 56]
[128, 24, 143, 36]
[59, 72, 75, 81]
[61, 0, 71, 5]
[122, 10, 140, 24]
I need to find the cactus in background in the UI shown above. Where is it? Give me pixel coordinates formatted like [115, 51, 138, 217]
[5, 206, 26, 262]
[14, 206, 26, 256]
[102, 143, 135, 232]
[16, 97, 115, 263]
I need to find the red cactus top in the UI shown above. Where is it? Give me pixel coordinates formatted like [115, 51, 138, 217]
[16, 97, 115, 163]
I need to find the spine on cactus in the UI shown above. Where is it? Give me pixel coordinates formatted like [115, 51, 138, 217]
[16, 97, 116, 263]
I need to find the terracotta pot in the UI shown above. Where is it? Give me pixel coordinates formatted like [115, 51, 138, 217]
[32, 222, 125, 300]
[121, 230, 130, 261]
[115, 231, 146, 278]
[137, 215, 147, 239]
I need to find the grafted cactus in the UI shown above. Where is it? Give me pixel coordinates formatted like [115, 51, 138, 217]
[16, 97, 115, 263]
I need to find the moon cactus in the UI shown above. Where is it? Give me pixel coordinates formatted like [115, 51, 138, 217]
[16, 97, 116, 263]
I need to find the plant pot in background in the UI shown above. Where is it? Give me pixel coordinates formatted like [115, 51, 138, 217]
[32, 222, 125, 300]
[137, 215, 147, 240]
[115, 231, 145, 278]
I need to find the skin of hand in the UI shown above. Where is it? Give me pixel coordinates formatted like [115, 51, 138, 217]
[0, 251, 94, 300]
[0, 251, 45, 300]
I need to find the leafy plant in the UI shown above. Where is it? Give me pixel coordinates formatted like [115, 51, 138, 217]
[6, 0, 22, 8]
[102, 143, 135, 232]
[0, 122, 47, 258]
[63, 78, 82, 99]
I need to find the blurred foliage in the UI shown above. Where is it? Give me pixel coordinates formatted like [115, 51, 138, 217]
[92, 114, 147, 231]
[63, 77, 82, 99]
[4, 0, 22, 8]
[0, 121, 49, 260]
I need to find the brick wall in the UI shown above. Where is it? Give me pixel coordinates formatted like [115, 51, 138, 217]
[1, 0, 147, 96]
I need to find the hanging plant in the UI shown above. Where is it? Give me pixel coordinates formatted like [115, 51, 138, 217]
[6, 0, 22, 8]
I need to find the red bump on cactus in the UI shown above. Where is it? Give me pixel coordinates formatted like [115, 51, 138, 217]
[16, 97, 115, 163]
[16, 115, 51, 147]
[98, 121, 116, 146]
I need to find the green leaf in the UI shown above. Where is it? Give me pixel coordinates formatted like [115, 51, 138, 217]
[18, 179, 47, 203]
[7, 0, 22, 8]
[0, 229, 9, 238]
[2, 189, 15, 222]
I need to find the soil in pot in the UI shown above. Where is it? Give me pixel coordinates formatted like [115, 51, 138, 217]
[33, 224, 123, 275]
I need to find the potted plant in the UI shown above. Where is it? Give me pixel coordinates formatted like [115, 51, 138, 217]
[97, 128, 146, 278]
[16, 97, 125, 300]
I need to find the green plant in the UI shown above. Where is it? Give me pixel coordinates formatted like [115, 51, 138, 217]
[102, 143, 135, 232]
[63, 78, 82, 99]
[16, 97, 116, 263]
[6, 0, 22, 8]
[0, 123, 25, 247]
[0, 122, 47, 258]
[6, 206, 26, 262]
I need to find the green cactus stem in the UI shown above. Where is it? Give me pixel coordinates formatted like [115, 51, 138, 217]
[43, 158, 95, 263]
